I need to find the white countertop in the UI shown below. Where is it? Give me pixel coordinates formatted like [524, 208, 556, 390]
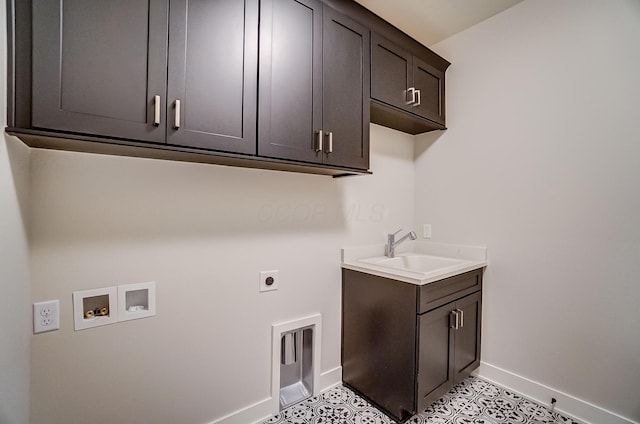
[341, 241, 487, 285]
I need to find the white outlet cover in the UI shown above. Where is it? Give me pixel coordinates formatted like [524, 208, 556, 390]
[259, 270, 279, 292]
[423, 224, 432, 239]
[33, 300, 60, 334]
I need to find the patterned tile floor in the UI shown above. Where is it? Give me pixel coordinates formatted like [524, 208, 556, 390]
[261, 376, 582, 424]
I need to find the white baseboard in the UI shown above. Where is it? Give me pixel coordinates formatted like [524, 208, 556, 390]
[318, 366, 342, 392]
[209, 366, 343, 424]
[210, 397, 273, 424]
[478, 362, 639, 424]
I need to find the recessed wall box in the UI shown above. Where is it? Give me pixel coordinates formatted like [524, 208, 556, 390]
[73, 287, 118, 330]
[117, 281, 156, 322]
[271, 314, 321, 414]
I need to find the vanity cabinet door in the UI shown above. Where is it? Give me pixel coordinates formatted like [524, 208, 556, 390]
[166, 0, 258, 154]
[416, 303, 455, 413]
[453, 291, 482, 382]
[32, 0, 169, 143]
[417, 291, 482, 412]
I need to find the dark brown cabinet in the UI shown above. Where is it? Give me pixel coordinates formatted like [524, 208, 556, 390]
[31, 0, 258, 154]
[166, 0, 258, 154]
[412, 56, 446, 124]
[371, 32, 447, 134]
[417, 291, 482, 413]
[342, 268, 483, 422]
[322, 7, 370, 169]
[9, 0, 449, 174]
[259, 0, 370, 170]
[31, 0, 169, 143]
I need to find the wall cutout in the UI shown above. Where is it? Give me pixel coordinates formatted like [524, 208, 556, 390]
[73, 282, 156, 330]
[73, 287, 118, 330]
[271, 314, 321, 415]
[117, 281, 156, 322]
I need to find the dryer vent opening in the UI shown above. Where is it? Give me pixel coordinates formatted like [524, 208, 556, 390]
[279, 326, 314, 410]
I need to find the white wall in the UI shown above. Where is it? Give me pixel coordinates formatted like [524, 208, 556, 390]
[28, 124, 414, 424]
[0, 140, 31, 424]
[0, 1, 31, 422]
[19, 0, 640, 422]
[416, 0, 640, 422]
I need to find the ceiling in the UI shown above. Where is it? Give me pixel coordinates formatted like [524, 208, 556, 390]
[354, 0, 525, 46]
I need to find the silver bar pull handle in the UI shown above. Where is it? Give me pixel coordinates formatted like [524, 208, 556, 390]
[456, 308, 464, 328]
[450, 310, 459, 330]
[153, 95, 161, 126]
[315, 130, 323, 152]
[415, 89, 421, 107]
[174, 99, 181, 129]
[326, 131, 333, 153]
[406, 87, 416, 105]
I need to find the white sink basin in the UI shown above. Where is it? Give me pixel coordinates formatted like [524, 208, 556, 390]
[360, 254, 472, 274]
[342, 242, 487, 285]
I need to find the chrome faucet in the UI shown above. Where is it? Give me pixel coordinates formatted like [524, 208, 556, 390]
[386, 229, 417, 258]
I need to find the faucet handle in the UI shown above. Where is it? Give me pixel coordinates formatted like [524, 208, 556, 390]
[390, 228, 403, 236]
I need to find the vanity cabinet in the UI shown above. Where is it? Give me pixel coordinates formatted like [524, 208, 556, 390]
[342, 268, 483, 422]
[370, 32, 447, 134]
[258, 0, 370, 170]
[30, 0, 258, 154]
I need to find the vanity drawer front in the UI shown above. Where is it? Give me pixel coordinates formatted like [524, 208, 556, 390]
[418, 269, 483, 314]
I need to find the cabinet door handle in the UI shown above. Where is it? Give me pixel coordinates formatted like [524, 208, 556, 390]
[315, 130, 323, 152]
[414, 89, 421, 107]
[456, 308, 464, 328]
[174, 100, 181, 129]
[153, 95, 161, 126]
[326, 131, 333, 154]
[450, 310, 460, 330]
[406, 87, 416, 105]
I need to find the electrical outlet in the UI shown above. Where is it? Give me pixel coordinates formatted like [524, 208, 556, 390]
[33, 300, 60, 333]
[423, 224, 432, 239]
[259, 270, 279, 292]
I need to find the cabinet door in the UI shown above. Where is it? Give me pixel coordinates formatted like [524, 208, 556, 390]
[322, 8, 370, 170]
[411, 57, 445, 125]
[453, 291, 482, 383]
[32, 0, 168, 143]
[258, 0, 323, 163]
[371, 33, 412, 111]
[417, 304, 455, 414]
[166, 0, 258, 154]
[342, 270, 417, 422]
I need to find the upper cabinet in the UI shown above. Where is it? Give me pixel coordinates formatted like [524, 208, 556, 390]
[258, 0, 323, 164]
[322, 8, 370, 169]
[7, 0, 450, 175]
[31, 0, 169, 143]
[31, 0, 258, 154]
[166, 0, 258, 154]
[370, 32, 448, 134]
[258, 0, 369, 170]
